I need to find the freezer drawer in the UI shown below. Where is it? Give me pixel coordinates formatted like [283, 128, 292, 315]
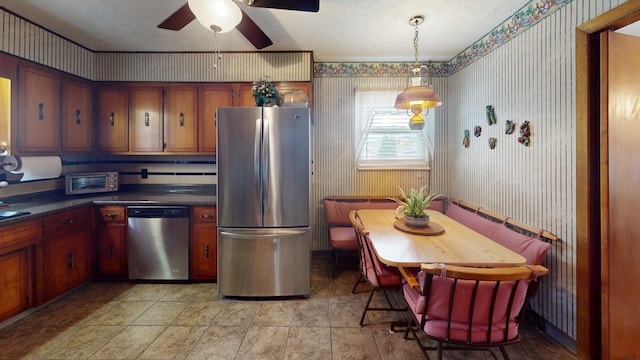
[218, 228, 311, 297]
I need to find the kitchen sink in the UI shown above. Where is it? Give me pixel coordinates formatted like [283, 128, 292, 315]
[0, 211, 31, 220]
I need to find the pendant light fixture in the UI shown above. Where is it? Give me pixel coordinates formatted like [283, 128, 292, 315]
[394, 15, 442, 130]
[187, 0, 242, 69]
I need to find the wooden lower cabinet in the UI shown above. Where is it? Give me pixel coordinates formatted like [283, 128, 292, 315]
[0, 248, 31, 322]
[190, 206, 217, 280]
[95, 206, 127, 278]
[41, 207, 92, 303]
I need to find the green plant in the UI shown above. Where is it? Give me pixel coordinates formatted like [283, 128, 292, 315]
[251, 80, 279, 106]
[389, 185, 442, 218]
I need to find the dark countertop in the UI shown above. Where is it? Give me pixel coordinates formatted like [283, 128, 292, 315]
[0, 185, 216, 225]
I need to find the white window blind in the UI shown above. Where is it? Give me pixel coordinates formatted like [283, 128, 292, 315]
[354, 87, 433, 170]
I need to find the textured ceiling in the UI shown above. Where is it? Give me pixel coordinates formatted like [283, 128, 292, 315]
[0, 0, 533, 62]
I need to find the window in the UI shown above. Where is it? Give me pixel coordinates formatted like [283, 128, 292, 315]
[354, 87, 433, 170]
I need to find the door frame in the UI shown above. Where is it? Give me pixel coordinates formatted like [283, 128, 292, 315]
[576, 1, 640, 359]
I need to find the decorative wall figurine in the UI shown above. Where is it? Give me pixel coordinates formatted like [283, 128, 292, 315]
[486, 105, 497, 125]
[518, 121, 531, 146]
[474, 125, 482, 137]
[505, 120, 516, 134]
[488, 137, 497, 149]
[463, 129, 470, 148]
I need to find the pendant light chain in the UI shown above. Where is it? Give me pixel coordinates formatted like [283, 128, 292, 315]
[212, 29, 222, 70]
[413, 21, 420, 66]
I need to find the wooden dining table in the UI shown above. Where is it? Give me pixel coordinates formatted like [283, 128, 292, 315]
[356, 209, 526, 268]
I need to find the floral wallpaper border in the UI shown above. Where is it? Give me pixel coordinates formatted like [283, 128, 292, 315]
[313, 0, 570, 78]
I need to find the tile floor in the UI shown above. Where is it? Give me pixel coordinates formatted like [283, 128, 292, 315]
[0, 254, 576, 359]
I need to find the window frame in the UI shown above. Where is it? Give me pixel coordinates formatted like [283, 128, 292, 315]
[354, 88, 434, 170]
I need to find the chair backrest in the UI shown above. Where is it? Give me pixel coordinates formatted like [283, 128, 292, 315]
[349, 210, 399, 287]
[415, 263, 549, 345]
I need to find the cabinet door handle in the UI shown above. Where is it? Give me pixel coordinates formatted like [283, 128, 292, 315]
[145, 112, 150, 126]
[68, 253, 74, 268]
[108, 244, 113, 258]
[104, 213, 119, 219]
[62, 218, 76, 225]
[75, 109, 81, 124]
[109, 112, 115, 126]
[179, 112, 184, 126]
[200, 214, 214, 219]
[38, 103, 44, 120]
[204, 245, 209, 259]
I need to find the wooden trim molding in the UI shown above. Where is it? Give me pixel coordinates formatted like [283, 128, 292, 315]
[575, 1, 640, 359]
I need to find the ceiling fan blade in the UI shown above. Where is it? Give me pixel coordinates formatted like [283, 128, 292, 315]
[158, 3, 196, 30]
[248, 0, 319, 12]
[237, 9, 273, 49]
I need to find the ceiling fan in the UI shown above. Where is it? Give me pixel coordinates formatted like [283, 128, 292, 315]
[158, 0, 319, 49]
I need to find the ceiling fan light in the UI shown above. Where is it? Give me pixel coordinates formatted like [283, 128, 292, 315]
[188, 0, 242, 33]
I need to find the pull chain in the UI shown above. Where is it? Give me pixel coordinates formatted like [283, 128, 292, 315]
[211, 25, 223, 70]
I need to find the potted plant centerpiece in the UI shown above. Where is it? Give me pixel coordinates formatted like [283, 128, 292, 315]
[251, 80, 279, 107]
[389, 185, 442, 228]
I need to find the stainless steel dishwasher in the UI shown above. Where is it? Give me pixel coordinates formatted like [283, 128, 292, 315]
[127, 206, 190, 280]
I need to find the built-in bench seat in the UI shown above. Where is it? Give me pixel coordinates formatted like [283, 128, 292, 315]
[445, 198, 557, 265]
[323, 195, 445, 277]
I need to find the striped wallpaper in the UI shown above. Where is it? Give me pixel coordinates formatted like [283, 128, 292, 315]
[0, 0, 634, 347]
[93, 51, 312, 82]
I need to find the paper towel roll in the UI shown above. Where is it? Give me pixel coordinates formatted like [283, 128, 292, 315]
[9, 156, 62, 182]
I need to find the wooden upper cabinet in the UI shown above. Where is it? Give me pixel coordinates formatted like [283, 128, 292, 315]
[96, 86, 129, 152]
[200, 84, 233, 154]
[235, 83, 256, 107]
[165, 86, 198, 152]
[62, 79, 93, 152]
[17, 65, 61, 153]
[130, 86, 163, 152]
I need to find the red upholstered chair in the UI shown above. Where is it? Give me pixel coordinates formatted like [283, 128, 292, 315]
[324, 199, 367, 277]
[349, 210, 406, 326]
[324, 199, 398, 277]
[396, 263, 549, 360]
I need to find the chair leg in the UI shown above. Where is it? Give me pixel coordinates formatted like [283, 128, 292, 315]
[436, 341, 444, 360]
[331, 248, 338, 278]
[359, 286, 407, 326]
[359, 287, 376, 326]
[351, 273, 365, 294]
[405, 322, 432, 360]
[498, 345, 511, 360]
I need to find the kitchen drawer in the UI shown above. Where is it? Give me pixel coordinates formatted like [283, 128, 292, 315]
[192, 206, 216, 223]
[42, 207, 91, 237]
[0, 219, 40, 252]
[97, 206, 126, 222]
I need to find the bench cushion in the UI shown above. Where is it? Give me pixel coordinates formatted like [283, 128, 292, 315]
[488, 226, 552, 265]
[324, 200, 370, 226]
[445, 204, 499, 237]
[329, 227, 358, 249]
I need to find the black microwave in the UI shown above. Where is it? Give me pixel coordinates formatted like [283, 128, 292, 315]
[65, 172, 119, 195]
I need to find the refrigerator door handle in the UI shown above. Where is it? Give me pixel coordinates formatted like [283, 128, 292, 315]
[220, 230, 307, 239]
[254, 118, 262, 202]
[262, 116, 270, 203]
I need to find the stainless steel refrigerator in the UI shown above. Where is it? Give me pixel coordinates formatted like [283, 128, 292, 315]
[216, 107, 311, 297]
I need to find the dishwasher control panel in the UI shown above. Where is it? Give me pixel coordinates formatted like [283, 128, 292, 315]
[127, 206, 189, 218]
